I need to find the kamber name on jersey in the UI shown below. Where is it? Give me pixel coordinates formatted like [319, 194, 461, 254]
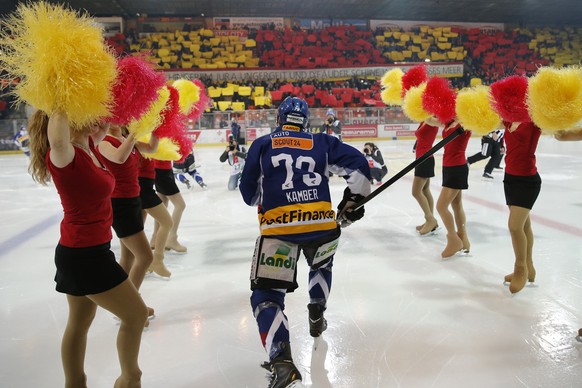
[259, 201, 337, 236]
[285, 188, 318, 202]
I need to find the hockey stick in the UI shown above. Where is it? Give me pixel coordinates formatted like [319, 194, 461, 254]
[348, 125, 465, 213]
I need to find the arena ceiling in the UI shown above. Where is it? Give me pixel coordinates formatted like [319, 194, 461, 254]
[1, 0, 582, 27]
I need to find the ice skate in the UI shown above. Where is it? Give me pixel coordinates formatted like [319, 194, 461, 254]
[307, 303, 327, 338]
[504, 259, 535, 284]
[576, 328, 582, 343]
[418, 219, 439, 236]
[457, 230, 471, 255]
[416, 223, 424, 232]
[148, 253, 171, 278]
[441, 233, 463, 258]
[198, 181, 208, 189]
[165, 235, 187, 253]
[482, 172, 494, 180]
[508, 265, 528, 294]
[261, 342, 302, 388]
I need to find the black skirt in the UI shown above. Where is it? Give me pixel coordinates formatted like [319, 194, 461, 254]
[442, 164, 469, 190]
[139, 177, 162, 209]
[111, 197, 144, 238]
[54, 242, 128, 296]
[504, 172, 542, 209]
[414, 156, 435, 178]
[155, 168, 180, 196]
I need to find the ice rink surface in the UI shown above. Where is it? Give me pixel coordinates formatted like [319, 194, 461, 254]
[1, 135, 581, 388]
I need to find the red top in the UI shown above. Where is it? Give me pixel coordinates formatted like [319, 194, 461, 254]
[47, 141, 114, 248]
[442, 123, 471, 167]
[137, 153, 156, 179]
[503, 121, 540, 176]
[154, 160, 172, 170]
[96, 135, 140, 198]
[415, 122, 439, 158]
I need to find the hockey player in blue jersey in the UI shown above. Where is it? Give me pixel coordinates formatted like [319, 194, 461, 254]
[173, 151, 207, 190]
[13, 126, 30, 157]
[240, 97, 371, 388]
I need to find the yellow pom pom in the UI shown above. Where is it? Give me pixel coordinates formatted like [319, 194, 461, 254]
[0, 2, 116, 127]
[140, 137, 180, 161]
[380, 68, 404, 105]
[456, 86, 501, 135]
[172, 79, 201, 115]
[402, 84, 430, 122]
[527, 66, 582, 132]
[127, 86, 170, 139]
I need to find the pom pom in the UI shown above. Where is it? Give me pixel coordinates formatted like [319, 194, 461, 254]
[153, 85, 184, 138]
[172, 79, 201, 116]
[379, 68, 404, 105]
[108, 56, 167, 125]
[402, 83, 431, 122]
[422, 77, 457, 124]
[140, 137, 181, 161]
[0, 2, 116, 127]
[401, 65, 428, 97]
[189, 79, 212, 120]
[456, 86, 501, 135]
[490, 75, 531, 123]
[174, 134, 194, 162]
[527, 66, 582, 132]
[127, 86, 170, 139]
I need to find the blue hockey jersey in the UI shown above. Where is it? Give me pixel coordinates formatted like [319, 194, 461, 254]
[240, 127, 371, 243]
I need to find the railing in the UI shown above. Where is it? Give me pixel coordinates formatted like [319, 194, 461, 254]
[187, 106, 411, 130]
[0, 106, 412, 152]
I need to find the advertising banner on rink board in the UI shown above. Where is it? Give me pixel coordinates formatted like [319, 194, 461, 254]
[378, 123, 418, 139]
[184, 125, 421, 145]
[370, 20, 504, 32]
[342, 125, 378, 139]
[213, 17, 284, 30]
[293, 18, 368, 30]
[165, 63, 463, 83]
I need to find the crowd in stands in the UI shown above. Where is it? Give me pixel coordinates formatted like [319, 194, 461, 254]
[3, 23, 581, 116]
[102, 23, 581, 110]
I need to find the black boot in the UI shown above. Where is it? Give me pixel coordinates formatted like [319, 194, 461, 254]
[260, 342, 302, 388]
[307, 303, 327, 338]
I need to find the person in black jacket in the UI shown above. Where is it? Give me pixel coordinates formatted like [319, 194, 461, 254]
[467, 129, 504, 179]
[219, 134, 247, 190]
[363, 142, 388, 185]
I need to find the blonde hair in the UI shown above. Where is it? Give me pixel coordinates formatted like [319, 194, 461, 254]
[27, 110, 51, 185]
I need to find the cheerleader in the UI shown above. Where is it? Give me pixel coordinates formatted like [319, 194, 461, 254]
[154, 159, 187, 252]
[137, 153, 174, 276]
[436, 120, 472, 258]
[96, 125, 171, 286]
[29, 111, 147, 388]
[412, 118, 441, 235]
[501, 120, 541, 293]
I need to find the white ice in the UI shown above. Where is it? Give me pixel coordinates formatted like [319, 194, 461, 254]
[1, 135, 581, 388]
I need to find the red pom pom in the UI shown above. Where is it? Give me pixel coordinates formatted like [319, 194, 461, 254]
[108, 56, 167, 125]
[154, 85, 184, 138]
[188, 79, 211, 121]
[490, 76, 531, 122]
[422, 77, 457, 124]
[401, 65, 428, 97]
